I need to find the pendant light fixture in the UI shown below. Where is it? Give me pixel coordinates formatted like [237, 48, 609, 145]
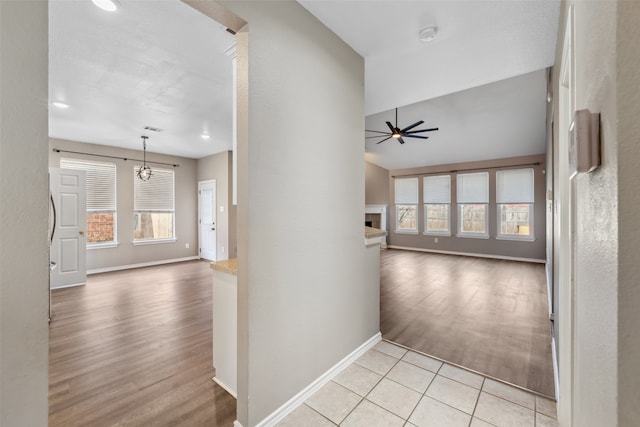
[137, 136, 152, 181]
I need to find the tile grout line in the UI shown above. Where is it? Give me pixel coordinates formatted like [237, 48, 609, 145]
[402, 354, 446, 425]
[338, 349, 404, 425]
[382, 338, 556, 401]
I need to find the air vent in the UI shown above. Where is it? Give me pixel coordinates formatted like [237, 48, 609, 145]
[143, 126, 163, 133]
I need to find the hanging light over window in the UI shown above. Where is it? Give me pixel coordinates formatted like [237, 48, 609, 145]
[137, 136, 152, 181]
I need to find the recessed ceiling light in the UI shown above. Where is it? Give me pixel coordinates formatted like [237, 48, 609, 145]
[52, 101, 69, 109]
[419, 26, 438, 43]
[91, 0, 117, 12]
[200, 134, 211, 140]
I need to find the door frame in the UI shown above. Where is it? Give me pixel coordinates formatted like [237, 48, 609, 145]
[556, 5, 576, 425]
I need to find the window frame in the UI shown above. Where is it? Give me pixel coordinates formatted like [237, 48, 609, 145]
[496, 203, 535, 241]
[496, 168, 535, 241]
[394, 177, 418, 234]
[133, 166, 176, 244]
[456, 172, 489, 238]
[60, 158, 118, 248]
[423, 175, 451, 236]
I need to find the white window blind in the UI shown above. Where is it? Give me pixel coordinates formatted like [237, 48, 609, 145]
[423, 175, 451, 203]
[133, 167, 175, 211]
[60, 158, 116, 211]
[395, 178, 418, 203]
[457, 172, 489, 203]
[496, 168, 534, 203]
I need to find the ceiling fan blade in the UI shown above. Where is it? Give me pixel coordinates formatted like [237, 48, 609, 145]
[386, 121, 396, 133]
[406, 127, 439, 134]
[400, 121, 424, 133]
[397, 136, 406, 144]
[376, 136, 393, 144]
[366, 135, 391, 139]
[365, 129, 391, 134]
[405, 135, 430, 140]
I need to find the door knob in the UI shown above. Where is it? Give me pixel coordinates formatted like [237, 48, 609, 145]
[211, 228, 215, 231]
[79, 230, 85, 235]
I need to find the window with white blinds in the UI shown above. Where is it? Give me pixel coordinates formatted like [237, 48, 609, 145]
[496, 168, 534, 239]
[60, 158, 117, 245]
[423, 175, 450, 235]
[133, 167, 175, 241]
[457, 172, 489, 237]
[394, 177, 418, 232]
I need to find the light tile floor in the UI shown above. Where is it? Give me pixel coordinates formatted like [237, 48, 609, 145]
[277, 341, 557, 427]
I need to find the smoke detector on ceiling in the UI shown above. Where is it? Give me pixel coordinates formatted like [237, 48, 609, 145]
[419, 26, 438, 43]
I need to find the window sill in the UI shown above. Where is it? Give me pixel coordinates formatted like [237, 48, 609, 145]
[495, 236, 536, 242]
[87, 242, 119, 250]
[394, 230, 419, 235]
[456, 233, 490, 239]
[423, 232, 451, 237]
[133, 238, 177, 246]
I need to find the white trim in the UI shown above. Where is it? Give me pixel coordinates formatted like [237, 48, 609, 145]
[552, 330, 560, 402]
[253, 332, 381, 427]
[50, 282, 86, 290]
[456, 233, 490, 239]
[233, 422, 243, 427]
[87, 242, 119, 250]
[132, 238, 177, 246]
[87, 256, 200, 275]
[212, 377, 237, 399]
[394, 230, 419, 235]
[388, 245, 545, 264]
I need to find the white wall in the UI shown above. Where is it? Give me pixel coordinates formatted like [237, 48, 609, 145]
[49, 138, 199, 271]
[0, 1, 49, 425]
[553, 0, 640, 425]
[214, 2, 372, 426]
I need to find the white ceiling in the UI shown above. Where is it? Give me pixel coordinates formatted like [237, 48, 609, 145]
[298, 0, 560, 116]
[365, 69, 548, 170]
[49, 0, 560, 169]
[49, 0, 236, 159]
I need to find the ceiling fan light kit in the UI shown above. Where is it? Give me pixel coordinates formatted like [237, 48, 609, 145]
[366, 108, 439, 145]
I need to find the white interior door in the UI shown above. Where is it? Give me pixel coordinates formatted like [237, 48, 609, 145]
[199, 180, 217, 261]
[50, 167, 87, 289]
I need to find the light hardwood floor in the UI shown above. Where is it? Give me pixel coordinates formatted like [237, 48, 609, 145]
[49, 260, 236, 426]
[380, 249, 555, 397]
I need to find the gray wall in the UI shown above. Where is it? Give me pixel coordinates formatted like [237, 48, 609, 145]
[215, 2, 373, 426]
[387, 154, 546, 261]
[0, 1, 49, 425]
[551, 0, 640, 425]
[49, 138, 199, 271]
[617, 2, 640, 424]
[365, 161, 390, 205]
[197, 150, 237, 259]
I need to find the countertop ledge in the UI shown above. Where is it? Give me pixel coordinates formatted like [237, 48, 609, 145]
[365, 226, 386, 239]
[210, 258, 237, 276]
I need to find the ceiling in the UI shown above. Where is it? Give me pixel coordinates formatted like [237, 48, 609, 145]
[49, 0, 236, 159]
[49, 0, 560, 169]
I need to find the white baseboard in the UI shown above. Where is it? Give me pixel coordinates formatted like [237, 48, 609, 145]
[252, 332, 382, 427]
[552, 330, 559, 401]
[213, 377, 237, 399]
[233, 421, 243, 427]
[87, 256, 200, 275]
[50, 282, 86, 290]
[388, 245, 545, 264]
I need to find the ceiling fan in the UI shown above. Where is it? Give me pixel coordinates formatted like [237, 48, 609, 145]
[366, 108, 439, 144]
